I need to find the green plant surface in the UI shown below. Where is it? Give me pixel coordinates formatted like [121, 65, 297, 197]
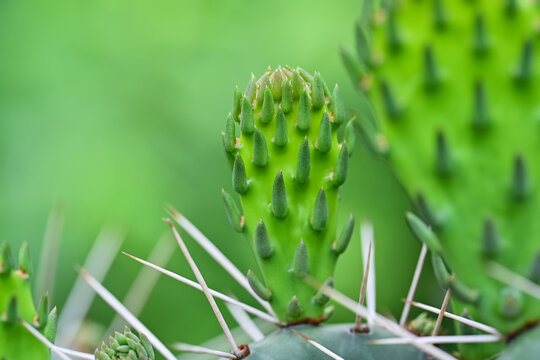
[226, 324, 426, 360]
[222, 67, 353, 323]
[345, 0, 540, 358]
[0, 243, 56, 360]
[498, 324, 540, 360]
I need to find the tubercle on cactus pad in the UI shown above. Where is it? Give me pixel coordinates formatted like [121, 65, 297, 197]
[221, 66, 354, 324]
[0, 242, 58, 360]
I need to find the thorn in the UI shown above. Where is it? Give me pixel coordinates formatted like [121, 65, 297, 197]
[232, 154, 249, 195]
[487, 261, 540, 300]
[355, 21, 371, 65]
[232, 87, 242, 122]
[296, 137, 311, 184]
[247, 270, 272, 302]
[332, 85, 346, 125]
[473, 80, 489, 130]
[21, 321, 73, 360]
[432, 289, 452, 336]
[222, 189, 244, 233]
[172, 343, 238, 359]
[333, 214, 354, 254]
[274, 107, 288, 146]
[244, 73, 256, 102]
[123, 252, 280, 325]
[292, 329, 345, 360]
[354, 240, 373, 332]
[498, 287, 523, 319]
[332, 144, 349, 186]
[270, 67, 284, 100]
[260, 87, 275, 124]
[405, 212, 443, 254]
[482, 217, 499, 259]
[311, 188, 329, 231]
[313, 277, 334, 305]
[254, 220, 273, 259]
[512, 154, 530, 201]
[272, 170, 288, 218]
[424, 46, 441, 90]
[433, 0, 447, 30]
[18, 242, 32, 278]
[436, 130, 453, 176]
[514, 40, 533, 84]
[292, 239, 308, 278]
[291, 69, 304, 99]
[37, 292, 49, 328]
[529, 251, 540, 284]
[281, 81, 293, 114]
[399, 244, 428, 326]
[224, 113, 236, 153]
[368, 334, 501, 345]
[473, 14, 489, 56]
[240, 96, 254, 135]
[286, 296, 303, 317]
[380, 80, 401, 119]
[252, 128, 268, 167]
[164, 224, 241, 356]
[312, 72, 325, 110]
[297, 90, 311, 130]
[0, 242, 14, 274]
[316, 112, 332, 153]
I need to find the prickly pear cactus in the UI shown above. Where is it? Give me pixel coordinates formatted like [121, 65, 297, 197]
[222, 66, 353, 324]
[344, 0, 540, 358]
[218, 66, 425, 359]
[0, 242, 57, 360]
[95, 326, 155, 360]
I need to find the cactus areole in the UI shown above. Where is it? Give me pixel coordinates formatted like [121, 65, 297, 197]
[222, 66, 354, 324]
[344, 0, 540, 358]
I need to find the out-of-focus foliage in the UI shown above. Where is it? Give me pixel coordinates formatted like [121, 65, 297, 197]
[0, 0, 431, 349]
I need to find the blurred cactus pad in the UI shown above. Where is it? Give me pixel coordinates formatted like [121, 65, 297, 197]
[222, 66, 354, 324]
[343, 0, 540, 345]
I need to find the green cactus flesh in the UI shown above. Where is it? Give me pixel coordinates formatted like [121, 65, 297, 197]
[0, 242, 57, 360]
[219, 324, 426, 360]
[222, 66, 353, 324]
[94, 326, 155, 360]
[345, 0, 540, 356]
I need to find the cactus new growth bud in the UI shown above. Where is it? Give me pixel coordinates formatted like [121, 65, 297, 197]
[345, 0, 540, 358]
[222, 66, 352, 324]
[95, 327, 155, 360]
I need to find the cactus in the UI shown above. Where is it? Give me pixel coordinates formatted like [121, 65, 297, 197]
[344, 0, 540, 358]
[94, 326, 155, 360]
[0, 242, 57, 360]
[222, 65, 352, 324]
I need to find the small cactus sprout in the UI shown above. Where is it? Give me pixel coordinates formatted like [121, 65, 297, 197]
[95, 326, 155, 360]
[222, 66, 353, 324]
[0, 242, 57, 360]
[345, 0, 540, 359]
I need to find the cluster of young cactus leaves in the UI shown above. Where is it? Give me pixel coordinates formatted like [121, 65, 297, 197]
[342, 0, 540, 359]
[95, 326, 155, 360]
[0, 242, 57, 360]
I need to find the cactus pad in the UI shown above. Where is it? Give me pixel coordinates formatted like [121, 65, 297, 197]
[222, 66, 353, 323]
[0, 242, 57, 360]
[344, 0, 540, 357]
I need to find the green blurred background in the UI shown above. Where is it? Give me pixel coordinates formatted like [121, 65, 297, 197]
[0, 0, 440, 352]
